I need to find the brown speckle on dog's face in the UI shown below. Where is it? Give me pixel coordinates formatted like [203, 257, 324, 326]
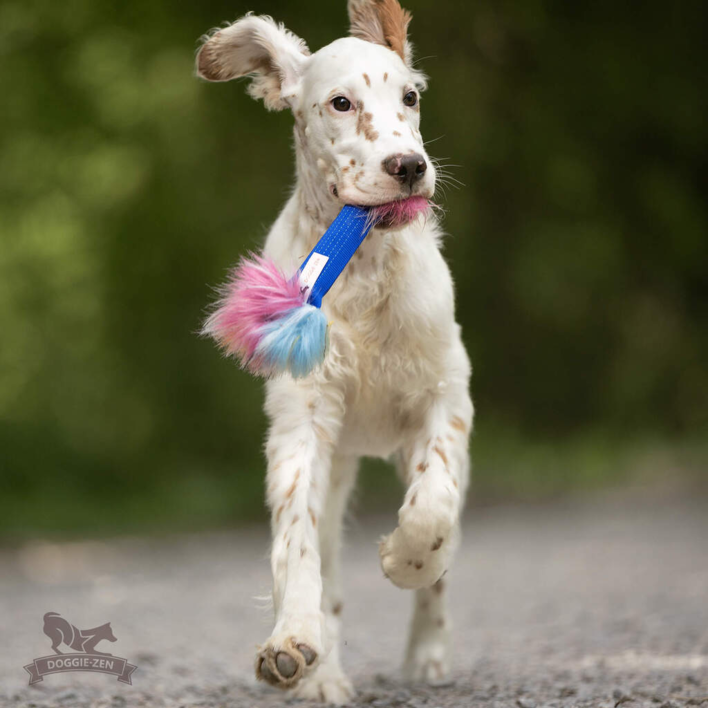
[356, 101, 379, 142]
[362, 72, 371, 87]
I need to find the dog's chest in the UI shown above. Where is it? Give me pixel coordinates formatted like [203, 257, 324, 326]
[326, 234, 451, 456]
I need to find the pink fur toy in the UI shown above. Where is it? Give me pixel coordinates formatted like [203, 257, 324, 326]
[204, 197, 430, 377]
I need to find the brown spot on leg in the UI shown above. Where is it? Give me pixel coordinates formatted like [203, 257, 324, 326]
[300, 546, 306, 558]
[350, 158, 356, 166]
[451, 416, 467, 433]
[431, 536, 444, 551]
[433, 445, 449, 466]
[383, 72, 389, 82]
[308, 507, 317, 527]
[285, 470, 301, 499]
[313, 421, 333, 444]
[409, 492, 417, 506]
[330, 138, 335, 145]
[414, 561, 424, 570]
[290, 514, 299, 526]
[417, 461, 429, 473]
[362, 72, 371, 87]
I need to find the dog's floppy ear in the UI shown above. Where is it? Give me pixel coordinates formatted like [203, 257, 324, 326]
[196, 14, 310, 111]
[348, 0, 412, 65]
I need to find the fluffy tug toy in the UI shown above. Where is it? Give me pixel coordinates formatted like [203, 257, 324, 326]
[203, 197, 429, 378]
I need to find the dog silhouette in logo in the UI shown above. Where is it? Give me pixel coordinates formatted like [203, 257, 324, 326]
[43, 612, 117, 656]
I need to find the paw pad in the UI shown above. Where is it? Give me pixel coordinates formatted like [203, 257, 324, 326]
[255, 637, 318, 689]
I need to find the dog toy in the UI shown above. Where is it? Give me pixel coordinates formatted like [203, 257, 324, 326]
[204, 197, 429, 378]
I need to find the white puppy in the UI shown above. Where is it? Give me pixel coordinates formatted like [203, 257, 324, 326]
[197, 0, 473, 702]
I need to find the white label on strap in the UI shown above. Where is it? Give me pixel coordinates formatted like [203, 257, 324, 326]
[299, 252, 329, 291]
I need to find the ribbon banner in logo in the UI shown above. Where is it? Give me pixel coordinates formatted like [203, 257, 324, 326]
[24, 654, 137, 685]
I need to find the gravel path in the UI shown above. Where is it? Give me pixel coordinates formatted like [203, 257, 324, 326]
[1, 494, 707, 707]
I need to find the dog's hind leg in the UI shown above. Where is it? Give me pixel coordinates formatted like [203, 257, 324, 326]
[255, 380, 344, 692]
[402, 577, 451, 682]
[294, 454, 357, 704]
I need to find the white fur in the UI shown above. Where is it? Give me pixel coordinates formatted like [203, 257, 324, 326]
[198, 4, 472, 702]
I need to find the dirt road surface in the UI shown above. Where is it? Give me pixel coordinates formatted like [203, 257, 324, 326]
[1, 494, 707, 707]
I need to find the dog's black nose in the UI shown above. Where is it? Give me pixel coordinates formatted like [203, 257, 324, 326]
[383, 153, 427, 188]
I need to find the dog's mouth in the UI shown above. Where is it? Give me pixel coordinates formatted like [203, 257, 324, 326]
[366, 196, 431, 228]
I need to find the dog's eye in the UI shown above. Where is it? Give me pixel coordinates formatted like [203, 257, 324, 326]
[332, 96, 352, 112]
[403, 91, 418, 107]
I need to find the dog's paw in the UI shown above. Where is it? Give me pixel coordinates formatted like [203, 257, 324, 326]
[403, 624, 452, 684]
[293, 661, 355, 704]
[255, 634, 319, 689]
[379, 510, 459, 590]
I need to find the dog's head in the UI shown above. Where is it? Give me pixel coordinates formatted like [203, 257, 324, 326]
[197, 0, 435, 227]
[96, 623, 117, 642]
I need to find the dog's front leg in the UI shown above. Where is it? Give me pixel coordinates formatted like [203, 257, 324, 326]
[380, 387, 472, 592]
[255, 381, 342, 691]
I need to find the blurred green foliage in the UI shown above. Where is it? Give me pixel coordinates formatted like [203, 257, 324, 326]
[1, 0, 706, 537]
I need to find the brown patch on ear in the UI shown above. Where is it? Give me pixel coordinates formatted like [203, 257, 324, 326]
[349, 0, 412, 62]
[356, 101, 379, 141]
[197, 34, 280, 82]
[363, 72, 371, 87]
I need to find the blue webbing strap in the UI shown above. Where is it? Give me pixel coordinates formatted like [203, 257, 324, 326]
[298, 205, 373, 308]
